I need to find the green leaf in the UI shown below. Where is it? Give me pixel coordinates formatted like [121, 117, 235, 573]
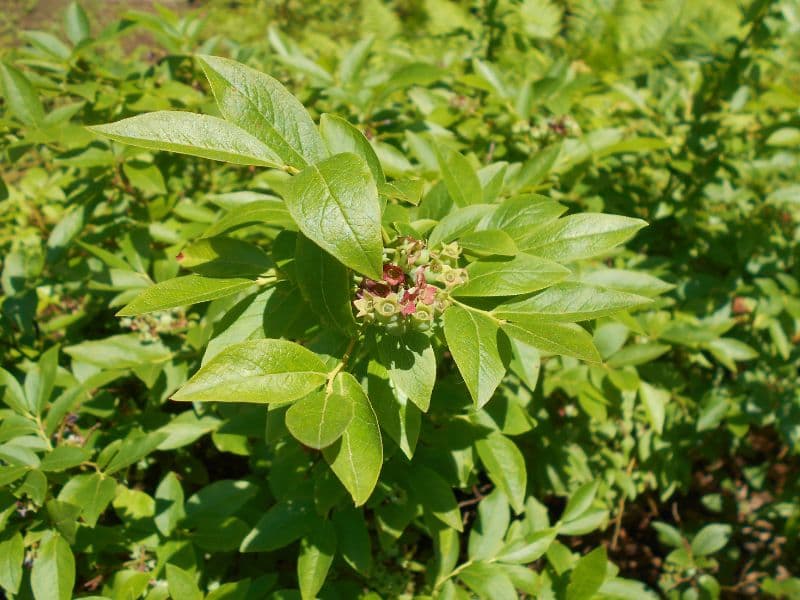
[481, 194, 567, 241]
[638, 382, 668, 434]
[691, 524, 731, 556]
[322, 372, 383, 506]
[428, 204, 495, 247]
[376, 332, 436, 412]
[475, 432, 527, 513]
[122, 161, 166, 195]
[430, 524, 460, 588]
[185, 480, 257, 522]
[508, 337, 541, 391]
[320, 114, 385, 183]
[155, 472, 185, 536]
[706, 338, 759, 371]
[40, 446, 92, 472]
[0, 530, 23, 595]
[173, 339, 328, 404]
[19, 469, 46, 501]
[459, 230, 518, 257]
[295, 234, 358, 334]
[0, 466, 29, 487]
[202, 289, 271, 365]
[103, 430, 167, 475]
[494, 282, 652, 322]
[566, 546, 608, 600]
[468, 488, 510, 560]
[190, 516, 249, 551]
[64, 2, 91, 45]
[58, 472, 117, 527]
[283, 152, 383, 279]
[497, 527, 558, 563]
[443, 305, 508, 409]
[25, 344, 59, 415]
[512, 145, 562, 190]
[31, 533, 75, 600]
[652, 521, 684, 548]
[0, 62, 45, 126]
[197, 54, 326, 169]
[0, 367, 28, 415]
[436, 145, 482, 207]
[88, 111, 282, 167]
[473, 58, 510, 98]
[477, 162, 508, 203]
[178, 237, 272, 278]
[0, 444, 40, 468]
[766, 127, 800, 147]
[117, 275, 256, 316]
[166, 564, 203, 600]
[606, 343, 670, 368]
[333, 507, 372, 575]
[559, 508, 608, 536]
[202, 199, 295, 237]
[519, 0, 563, 39]
[286, 390, 354, 449]
[205, 580, 252, 600]
[579, 269, 674, 297]
[561, 480, 599, 523]
[240, 499, 313, 552]
[20, 31, 71, 60]
[408, 465, 463, 531]
[298, 520, 336, 600]
[455, 254, 570, 297]
[522, 214, 647, 261]
[459, 561, 517, 600]
[367, 361, 421, 459]
[45, 500, 81, 544]
[501, 319, 600, 362]
[64, 334, 172, 369]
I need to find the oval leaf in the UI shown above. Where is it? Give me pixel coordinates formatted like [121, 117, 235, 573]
[320, 113, 385, 183]
[178, 237, 272, 278]
[500, 319, 601, 363]
[172, 339, 328, 404]
[286, 390, 354, 449]
[376, 332, 436, 412]
[283, 152, 383, 279]
[295, 234, 358, 334]
[117, 275, 256, 317]
[443, 305, 508, 409]
[322, 372, 383, 506]
[523, 213, 647, 262]
[298, 520, 337, 600]
[88, 111, 282, 167]
[475, 431, 527, 514]
[494, 282, 652, 322]
[31, 534, 75, 600]
[197, 54, 326, 169]
[456, 254, 570, 297]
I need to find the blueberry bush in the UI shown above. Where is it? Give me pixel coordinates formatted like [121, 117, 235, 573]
[1, 1, 799, 598]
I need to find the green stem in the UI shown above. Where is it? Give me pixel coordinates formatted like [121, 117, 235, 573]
[326, 337, 358, 393]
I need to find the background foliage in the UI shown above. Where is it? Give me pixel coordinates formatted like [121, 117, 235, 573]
[1, 0, 799, 598]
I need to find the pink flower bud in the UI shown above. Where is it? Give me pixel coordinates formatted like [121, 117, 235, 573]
[382, 264, 406, 286]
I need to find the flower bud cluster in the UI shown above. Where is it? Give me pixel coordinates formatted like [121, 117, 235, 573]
[513, 115, 581, 153]
[531, 115, 581, 140]
[120, 308, 188, 342]
[353, 238, 467, 335]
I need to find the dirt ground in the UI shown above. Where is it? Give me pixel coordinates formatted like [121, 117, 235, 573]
[0, 0, 194, 45]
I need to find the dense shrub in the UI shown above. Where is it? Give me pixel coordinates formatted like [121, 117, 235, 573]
[1, 1, 798, 598]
